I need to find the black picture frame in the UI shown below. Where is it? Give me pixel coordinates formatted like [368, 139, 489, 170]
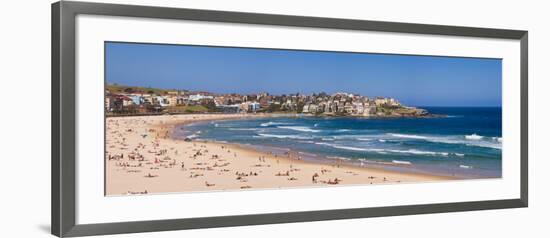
[52, 1, 528, 237]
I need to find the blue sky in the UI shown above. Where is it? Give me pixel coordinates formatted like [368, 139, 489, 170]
[106, 42, 502, 107]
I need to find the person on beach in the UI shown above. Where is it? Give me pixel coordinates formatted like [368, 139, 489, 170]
[312, 172, 319, 184]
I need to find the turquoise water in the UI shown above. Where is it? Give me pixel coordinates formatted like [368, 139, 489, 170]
[175, 107, 502, 178]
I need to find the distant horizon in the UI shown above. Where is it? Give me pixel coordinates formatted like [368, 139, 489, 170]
[106, 42, 502, 107]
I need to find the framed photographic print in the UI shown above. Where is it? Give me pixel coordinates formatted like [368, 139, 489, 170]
[52, 1, 528, 237]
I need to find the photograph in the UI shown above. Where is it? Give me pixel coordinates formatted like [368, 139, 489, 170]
[104, 42, 502, 196]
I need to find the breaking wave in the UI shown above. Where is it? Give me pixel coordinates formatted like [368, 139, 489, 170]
[277, 126, 321, 133]
[257, 133, 312, 140]
[387, 133, 501, 150]
[260, 121, 291, 127]
[465, 134, 483, 140]
[314, 142, 451, 156]
[228, 128, 258, 131]
[393, 160, 412, 165]
[388, 133, 429, 140]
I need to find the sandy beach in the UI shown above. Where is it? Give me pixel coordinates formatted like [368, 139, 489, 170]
[105, 113, 450, 195]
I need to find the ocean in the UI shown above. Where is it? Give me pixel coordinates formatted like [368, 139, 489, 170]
[174, 107, 502, 179]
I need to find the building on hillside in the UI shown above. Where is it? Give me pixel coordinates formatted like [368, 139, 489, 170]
[142, 94, 155, 105]
[154, 96, 170, 107]
[105, 97, 111, 111]
[302, 103, 311, 113]
[239, 102, 249, 112]
[166, 95, 178, 106]
[248, 102, 261, 112]
[388, 98, 400, 107]
[352, 102, 364, 114]
[189, 94, 214, 101]
[305, 104, 319, 113]
[108, 95, 134, 111]
[344, 102, 354, 114]
[374, 97, 388, 106]
[362, 104, 377, 116]
[129, 95, 144, 105]
[121, 96, 134, 107]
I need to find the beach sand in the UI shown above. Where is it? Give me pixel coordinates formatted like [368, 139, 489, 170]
[105, 114, 450, 195]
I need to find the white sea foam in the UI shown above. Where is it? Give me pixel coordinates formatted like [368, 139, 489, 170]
[278, 126, 321, 133]
[465, 134, 483, 140]
[378, 139, 387, 143]
[315, 142, 450, 156]
[388, 133, 428, 139]
[228, 128, 258, 131]
[321, 137, 335, 141]
[459, 165, 473, 169]
[333, 135, 376, 140]
[314, 142, 334, 146]
[465, 142, 501, 150]
[392, 160, 412, 165]
[186, 134, 199, 139]
[257, 133, 312, 140]
[386, 133, 502, 150]
[331, 145, 384, 152]
[434, 137, 501, 149]
[260, 122, 291, 127]
[386, 149, 449, 156]
[454, 153, 465, 157]
[314, 143, 370, 151]
[337, 129, 352, 132]
[327, 156, 352, 161]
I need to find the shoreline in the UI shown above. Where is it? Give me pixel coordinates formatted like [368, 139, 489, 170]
[207, 140, 453, 180]
[173, 116, 483, 179]
[106, 113, 452, 196]
[166, 115, 453, 178]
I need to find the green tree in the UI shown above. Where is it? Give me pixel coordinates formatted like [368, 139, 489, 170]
[267, 103, 281, 112]
[201, 100, 218, 112]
